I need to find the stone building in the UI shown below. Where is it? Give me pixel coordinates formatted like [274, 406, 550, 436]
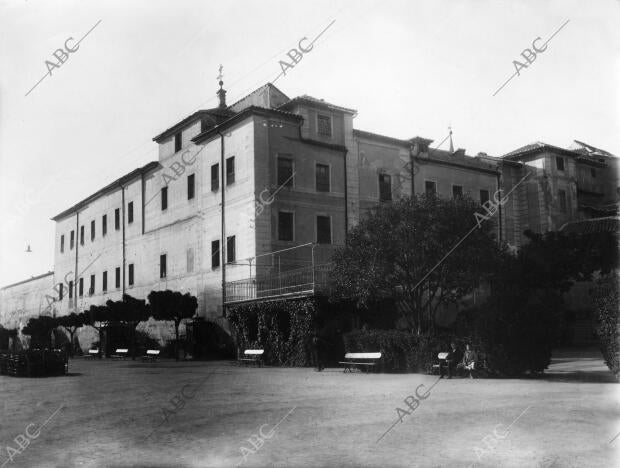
[1, 81, 617, 345]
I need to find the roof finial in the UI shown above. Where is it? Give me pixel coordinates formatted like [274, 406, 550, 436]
[448, 125, 454, 153]
[216, 64, 226, 108]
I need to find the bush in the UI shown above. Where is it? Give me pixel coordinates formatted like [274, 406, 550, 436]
[594, 278, 619, 381]
[190, 319, 235, 359]
[227, 298, 316, 366]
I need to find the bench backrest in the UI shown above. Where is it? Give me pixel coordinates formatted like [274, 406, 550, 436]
[344, 352, 381, 359]
[437, 352, 449, 359]
[88, 349, 99, 354]
[146, 350, 160, 355]
[115, 349, 128, 353]
[244, 349, 264, 356]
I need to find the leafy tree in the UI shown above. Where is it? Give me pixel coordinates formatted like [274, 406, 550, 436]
[56, 313, 84, 357]
[22, 316, 58, 349]
[83, 304, 111, 357]
[106, 294, 152, 360]
[593, 277, 618, 380]
[148, 290, 198, 360]
[330, 194, 501, 333]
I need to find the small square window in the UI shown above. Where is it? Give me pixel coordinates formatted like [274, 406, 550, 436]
[452, 185, 463, 198]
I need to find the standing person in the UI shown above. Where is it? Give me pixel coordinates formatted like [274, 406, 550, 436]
[311, 331, 324, 371]
[440, 342, 461, 379]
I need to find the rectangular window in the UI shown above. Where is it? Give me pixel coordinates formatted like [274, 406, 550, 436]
[160, 254, 167, 279]
[379, 174, 392, 201]
[480, 189, 490, 205]
[187, 248, 194, 273]
[115, 267, 120, 289]
[68, 280, 73, 299]
[277, 157, 294, 187]
[59, 283, 64, 301]
[278, 212, 294, 241]
[128, 201, 134, 224]
[174, 132, 182, 152]
[211, 240, 220, 269]
[558, 189, 567, 212]
[316, 164, 330, 192]
[317, 216, 331, 244]
[556, 156, 565, 171]
[70, 230, 74, 249]
[60, 235, 65, 253]
[226, 236, 236, 263]
[115, 208, 120, 230]
[80, 225, 84, 245]
[591, 168, 597, 178]
[89, 275, 95, 296]
[161, 186, 168, 210]
[452, 185, 463, 198]
[79, 278, 84, 297]
[211, 163, 219, 191]
[102, 271, 107, 292]
[128, 264, 134, 286]
[102, 215, 107, 236]
[425, 180, 437, 196]
[187, 174, 195, 200]
[90, 220, 95, 241]
[317, 114, 332, 137]
[226, 156, 235, 185]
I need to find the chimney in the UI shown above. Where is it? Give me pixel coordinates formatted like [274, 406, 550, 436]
[453, 148, 466, 157]
[217, 80, 227, 109]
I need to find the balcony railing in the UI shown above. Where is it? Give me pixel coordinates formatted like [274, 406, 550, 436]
[225, 263, 332, 304]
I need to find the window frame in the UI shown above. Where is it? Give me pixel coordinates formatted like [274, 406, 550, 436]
[278, 211, 295, 242]
[187, 173, 195, 200]
[211, 240, 220, 269]
[160, 254, 167, 279]
[379, 173, 392, 201]
[316, 113, 332, 137]
[226, 235, 236, 264]
[174, 132, 182, 153]
[102, 214, 107, 236]
[452, 185, 464, 199]
[128, 263, 134, 287]
[316, 215, 332, 244]
[315, 163, 331, 192]
[70, 230, 74, 249]
[161, 186, 168, 211]
[211, 163, 219, 191]
[80, 225, 85, 246]
[102, 271, 107, 292]
[226, 156, 235, 185]
[128, 201, 134, 224]
[424, 180, 437, 196]
[115, 267, 121, 289]
[114, 208, 120, 231]
[277, 156, 295, 188]
[555, 156, 565, 171]
[79, 278, 84, 297]
[89, 275, 95, 296]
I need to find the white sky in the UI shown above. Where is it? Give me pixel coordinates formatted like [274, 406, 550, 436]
[0, 0, 618, 286]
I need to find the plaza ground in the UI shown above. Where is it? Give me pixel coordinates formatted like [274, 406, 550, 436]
[0, 348, 618, 468]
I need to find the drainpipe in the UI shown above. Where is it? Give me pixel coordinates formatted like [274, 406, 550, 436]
[121, 185, 126, 297]
[74, 211, 79, 308]
[141, 173, 145, 235]
[496, 171, 502, 244]
[218, 131, 226, 314]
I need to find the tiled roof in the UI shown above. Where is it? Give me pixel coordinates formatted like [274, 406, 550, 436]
[560, 216, 619, 235]
[279, 95, 357, 115]
[502, 141, 576, 159]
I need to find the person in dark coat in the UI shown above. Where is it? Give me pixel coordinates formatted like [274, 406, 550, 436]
[311, 331, 324, 371]
[440, 342, 462, 378]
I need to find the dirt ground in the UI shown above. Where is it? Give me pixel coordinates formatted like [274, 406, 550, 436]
[0, 348, 618, 468]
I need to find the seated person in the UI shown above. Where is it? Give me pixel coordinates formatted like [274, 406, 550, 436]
[439, 342, 461, 378]
[457, 344, 478, 377]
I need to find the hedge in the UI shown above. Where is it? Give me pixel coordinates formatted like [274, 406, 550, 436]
[226, 298, 316, 366]
[594, 278, 619, 381]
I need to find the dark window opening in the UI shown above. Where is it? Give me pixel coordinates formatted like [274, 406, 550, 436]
[317, 216, 331, 244]
[379, 174, 392, 201]
[115, 267, 120, 288]
[59, 283, 64, 300]
[174, 132, 182, 152]
[89, 275, 95, 296]
[128, 264, 134, 286]
[102, 215, 107, 236]
[161, 187, 168, 210]
[115, 208, 120, 230]
[79, 278, 84, 297]
[317, 114, 332, 137]
[68, 281, 73, 299]
[425, 181, 436, 196]
[211, 240, 220, 269]
[480, 189, 490, 205]
[278, 212, 294, 241]
[70, 230, 74, 249]
[277, 157, 294, 187]
[226, 157, 235, 185]
[452, 185, 463, 198]
[128, 202, 134, 224]
[188, 174, 195, 200]
[211, 164, 219, 191]
[226, 236, 236, 263]
[60, 235, 65, 253]
[80, 225, 84, 245]
[556, 156, 565, 171]
[160, 254, 167, 279]
[90, 220, 95, 241]
[102, 271, 107, 292]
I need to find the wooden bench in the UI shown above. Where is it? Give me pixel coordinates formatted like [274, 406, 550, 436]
[339, 352, 382, 373]
[429, 352, 451, 374]
[238, 349, 264, 366]
[141, 349, 160, 362]
[111, 348, 129, 360]
[84, 348, 99, 359]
